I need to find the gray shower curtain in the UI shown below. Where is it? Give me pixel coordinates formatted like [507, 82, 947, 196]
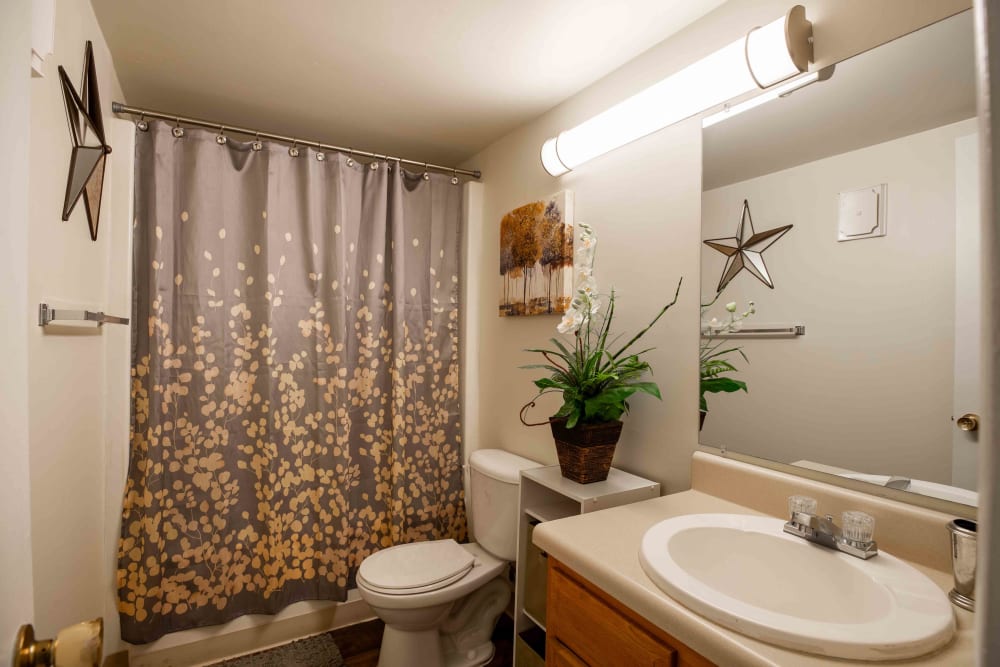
[118, 121, 466, 643]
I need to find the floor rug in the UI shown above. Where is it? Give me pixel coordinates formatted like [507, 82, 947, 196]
[207, 632, 345, 667]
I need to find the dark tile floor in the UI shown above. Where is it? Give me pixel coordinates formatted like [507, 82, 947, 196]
[333, 614, 514, 667]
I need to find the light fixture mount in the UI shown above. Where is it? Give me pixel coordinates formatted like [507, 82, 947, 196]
[785, 5, 814, 74]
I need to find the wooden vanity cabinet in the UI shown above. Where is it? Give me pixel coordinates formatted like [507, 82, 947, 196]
[545, 558, 714, 667]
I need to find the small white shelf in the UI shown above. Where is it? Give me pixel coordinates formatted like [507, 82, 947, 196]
[524, 500, 578, 524]
[512, 464, 660, 665]
[522, 608, 546, 633]
[521, 465, 661, 509]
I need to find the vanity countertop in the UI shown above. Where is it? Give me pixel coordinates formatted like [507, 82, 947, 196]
[532, 489, 974, 666]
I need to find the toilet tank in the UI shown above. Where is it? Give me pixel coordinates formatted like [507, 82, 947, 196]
[468, 449, 540, 561]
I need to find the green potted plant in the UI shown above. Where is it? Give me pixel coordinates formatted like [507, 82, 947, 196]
[699, 297, 755, 429]
[521, 223, 682, 483]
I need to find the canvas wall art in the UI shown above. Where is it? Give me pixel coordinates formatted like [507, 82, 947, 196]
[499, 191, 574, 317]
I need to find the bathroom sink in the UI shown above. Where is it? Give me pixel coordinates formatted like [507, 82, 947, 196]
[639, 514, 955, 661]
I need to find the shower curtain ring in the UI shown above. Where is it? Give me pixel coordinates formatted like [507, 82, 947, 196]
[450, 168, 459, 185]
[251, 133, 262, 152]
[136, 113, 148, 132]
[215, 126, 228, 145]
[316, 140, 326, 161]
[289, 140, 300, 158]
[346, 148, 355, 167]
[172, 118, 185, 138]
[422, 163, 430, 181]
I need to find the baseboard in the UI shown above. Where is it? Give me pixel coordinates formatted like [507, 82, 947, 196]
[128, 592, 374, 667]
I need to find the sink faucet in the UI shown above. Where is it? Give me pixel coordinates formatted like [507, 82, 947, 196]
[783, 496, 878, 560]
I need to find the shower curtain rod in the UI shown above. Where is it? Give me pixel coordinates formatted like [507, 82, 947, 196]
[111, 102, 482, 179]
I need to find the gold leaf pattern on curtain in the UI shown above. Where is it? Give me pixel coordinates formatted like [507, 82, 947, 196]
[118, 121, 466, 643]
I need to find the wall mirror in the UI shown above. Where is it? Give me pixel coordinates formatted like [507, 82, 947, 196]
[699, 10, 979, 510]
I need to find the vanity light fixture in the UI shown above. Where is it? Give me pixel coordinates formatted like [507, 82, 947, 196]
[540, 6, 813, 176]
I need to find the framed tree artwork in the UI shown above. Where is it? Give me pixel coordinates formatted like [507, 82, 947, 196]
[499, 191, 574, 317]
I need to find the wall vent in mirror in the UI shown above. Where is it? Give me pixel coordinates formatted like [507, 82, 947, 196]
[838, 184, 887, 242]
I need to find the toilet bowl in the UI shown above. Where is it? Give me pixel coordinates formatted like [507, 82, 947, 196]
[356, 449, 540, 667]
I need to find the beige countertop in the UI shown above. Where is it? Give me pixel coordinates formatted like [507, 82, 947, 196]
[532, 489, 974, 667]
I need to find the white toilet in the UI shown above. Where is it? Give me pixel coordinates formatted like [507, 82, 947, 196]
[357, 449, 540, 667]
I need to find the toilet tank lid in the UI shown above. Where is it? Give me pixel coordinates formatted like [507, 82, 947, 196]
[469, 449, 541, 484]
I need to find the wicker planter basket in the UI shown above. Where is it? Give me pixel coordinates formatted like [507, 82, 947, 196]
[549, 418, 623, 484]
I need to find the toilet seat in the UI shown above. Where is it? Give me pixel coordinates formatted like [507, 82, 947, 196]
[358, 539, 476, 595]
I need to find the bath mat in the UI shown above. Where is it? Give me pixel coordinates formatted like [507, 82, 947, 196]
[208, 633, 345, 667]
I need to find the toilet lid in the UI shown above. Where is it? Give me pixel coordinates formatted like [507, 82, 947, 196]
[358, 539, 475, 592]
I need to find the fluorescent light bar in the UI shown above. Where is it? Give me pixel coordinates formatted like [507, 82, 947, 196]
[540, 5, 813, 176]
[701, 71, 819, 128]
[746, 15, 799, 87]
[541, 137, 570, 177]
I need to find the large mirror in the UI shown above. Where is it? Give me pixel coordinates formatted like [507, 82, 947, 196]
[699, 11, 979, 508]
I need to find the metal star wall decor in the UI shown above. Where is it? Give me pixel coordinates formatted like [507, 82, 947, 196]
[704, 199, 792, 292]
[59, 41, 112, 241]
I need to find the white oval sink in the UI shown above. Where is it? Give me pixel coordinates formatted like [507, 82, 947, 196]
[639, 514, 955, 661]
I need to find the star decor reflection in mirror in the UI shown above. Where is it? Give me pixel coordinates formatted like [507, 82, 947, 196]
[704, 199, 792, 292]
[699, 11, 979, 509]
[59, 40, 112, 242]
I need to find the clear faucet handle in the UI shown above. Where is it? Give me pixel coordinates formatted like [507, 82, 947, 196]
[788, 495, 817, 517]
[842, 511, 875, 543]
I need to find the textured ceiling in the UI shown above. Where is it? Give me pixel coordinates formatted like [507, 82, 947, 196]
[91, 0, 725, 166]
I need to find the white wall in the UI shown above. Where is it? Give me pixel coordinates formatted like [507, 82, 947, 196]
[461, 0, 971, 493]
[0, 0, 37, 651]
[700, 118, 975, 484]
[104, 118, 136, 656]
[26, 0, 126, 644]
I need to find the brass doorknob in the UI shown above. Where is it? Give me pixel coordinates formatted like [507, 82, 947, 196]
[13, 619, 102, 667]
[957, 413, 980, 432]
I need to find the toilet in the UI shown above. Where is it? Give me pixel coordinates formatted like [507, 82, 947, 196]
[357, 449, 540, 667]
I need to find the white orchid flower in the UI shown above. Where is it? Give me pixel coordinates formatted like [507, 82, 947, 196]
[578, 276, 598, 296]
[557, 308, 584, 334]
[725, 301, 737, 313]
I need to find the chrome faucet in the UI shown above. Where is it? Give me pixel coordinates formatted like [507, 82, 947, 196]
[783, 496, 878, 560]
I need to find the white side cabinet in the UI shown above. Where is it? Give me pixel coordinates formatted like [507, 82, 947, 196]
[512, 466, 660, 666]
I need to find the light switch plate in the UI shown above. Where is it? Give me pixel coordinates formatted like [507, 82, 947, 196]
[837, 184, 887, 242]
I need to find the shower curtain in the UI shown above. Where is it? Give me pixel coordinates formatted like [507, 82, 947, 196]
[118, 121, 466, 643]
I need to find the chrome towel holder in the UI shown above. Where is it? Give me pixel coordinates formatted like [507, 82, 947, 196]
[38, 303, 129, 327]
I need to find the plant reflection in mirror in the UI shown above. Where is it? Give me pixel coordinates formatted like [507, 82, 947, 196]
[700, 295, 756, 426]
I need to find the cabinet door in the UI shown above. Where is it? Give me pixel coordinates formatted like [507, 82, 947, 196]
[550, 640, 589, 667]
[547, 562, 676, 667]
